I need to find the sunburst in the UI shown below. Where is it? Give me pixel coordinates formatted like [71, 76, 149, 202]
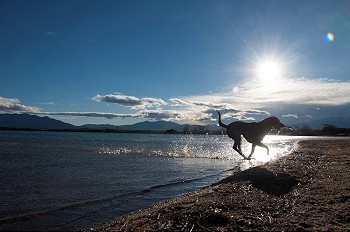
[255, 59, 283, 81]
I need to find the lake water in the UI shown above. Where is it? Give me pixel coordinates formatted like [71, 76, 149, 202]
[0, 131, 345, 231]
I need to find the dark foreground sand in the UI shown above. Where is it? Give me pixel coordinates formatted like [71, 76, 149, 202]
[93, 140, 350, 231]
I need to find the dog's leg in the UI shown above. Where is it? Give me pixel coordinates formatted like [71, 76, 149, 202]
[232, 137, 247, 159]
[233, 147, 246, 159]
[246, 144, 256, 160]
[256, 142, 269, 155]
[233, 142, 243, 156]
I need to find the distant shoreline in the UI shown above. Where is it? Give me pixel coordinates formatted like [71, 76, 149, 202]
[0, 127, 224, 135]
[1, 128, 350, 137]
[91, 139, 350, 231]
[1, 113, 350, 136]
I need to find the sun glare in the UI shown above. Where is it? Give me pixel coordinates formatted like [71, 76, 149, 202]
[255, 60, 282, 81]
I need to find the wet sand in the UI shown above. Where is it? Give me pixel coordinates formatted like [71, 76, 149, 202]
[92, 139, 350, 231]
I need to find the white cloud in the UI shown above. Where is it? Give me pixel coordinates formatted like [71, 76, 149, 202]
[93, 94, 141, 106]
[159, 99, 269, 123]
[169, 98, 234, 110]
[182, 77, 350, 110]
[243, 77, 350, 106]
[162, 77, 350, 123]
[0, 97, 41, 113]
[39, 111, 142, 119]
[93, 94, 166, 109]
[282, 114, 298, 118]
[40, 109, 185, 121]
[140, 109, 182, 121]
[139, 97, 167, 109]
[169, 98, 192, 107]
[39, 102, 55, 105]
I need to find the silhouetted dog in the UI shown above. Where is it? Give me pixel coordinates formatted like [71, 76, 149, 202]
[217, 111, 285, 159]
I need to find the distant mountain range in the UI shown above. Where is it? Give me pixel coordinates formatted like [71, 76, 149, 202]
[0, 113, 76, 130]
[79, 121, 209, 131]
[80, 120, 221, 131]
[1, 113, 350, 131]
[0, 113, 216, 131]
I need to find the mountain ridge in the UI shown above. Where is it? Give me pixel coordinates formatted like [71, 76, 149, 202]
[1, 113, 349, 131]
[0, 113, 76, 130]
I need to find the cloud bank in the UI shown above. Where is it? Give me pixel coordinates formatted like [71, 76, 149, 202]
[92, 94, 166, 109]
[39, 111, 143, 119]
[0, 97, 40, 113]
[208, 77, 350, 108]
[2, 77, 350, 124]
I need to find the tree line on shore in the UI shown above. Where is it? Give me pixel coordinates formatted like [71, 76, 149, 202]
[1, 124, 349, 136]
[166, 124, 350, 136]
[289, 124, 350, 136]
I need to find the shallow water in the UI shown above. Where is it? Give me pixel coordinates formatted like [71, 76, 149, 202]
[0, 131, 344, 231]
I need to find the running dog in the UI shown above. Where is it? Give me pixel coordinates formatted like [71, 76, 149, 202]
[217, 111, 285, 160]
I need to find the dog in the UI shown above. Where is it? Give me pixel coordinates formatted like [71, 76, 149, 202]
[217, 111, 285, 160]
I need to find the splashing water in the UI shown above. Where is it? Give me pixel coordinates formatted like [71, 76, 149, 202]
[98, 134, 297, 162]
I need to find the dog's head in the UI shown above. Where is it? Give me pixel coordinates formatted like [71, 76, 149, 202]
[265, 116, 285, 130]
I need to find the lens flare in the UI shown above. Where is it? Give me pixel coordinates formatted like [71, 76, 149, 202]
[326, 32, 335, 42]
[232, 86, 240, 93]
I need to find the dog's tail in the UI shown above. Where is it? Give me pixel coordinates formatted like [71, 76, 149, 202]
[216, 110, 228, 128]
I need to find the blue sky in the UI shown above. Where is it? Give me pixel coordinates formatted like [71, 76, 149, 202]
[1, 0, 350, 126]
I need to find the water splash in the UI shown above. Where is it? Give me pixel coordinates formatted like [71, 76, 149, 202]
[98, 135, 297, 162]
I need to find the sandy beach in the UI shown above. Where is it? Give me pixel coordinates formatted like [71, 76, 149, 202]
[92, 139, 350, 231]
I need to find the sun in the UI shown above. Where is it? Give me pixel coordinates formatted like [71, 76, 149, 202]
[255, 59, 282, 81]
[251, 57, 286, 91]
